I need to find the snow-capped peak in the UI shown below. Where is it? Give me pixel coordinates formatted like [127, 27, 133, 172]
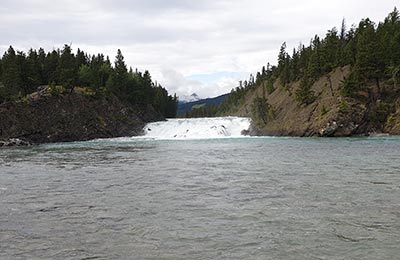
[180, 93, 202, 103]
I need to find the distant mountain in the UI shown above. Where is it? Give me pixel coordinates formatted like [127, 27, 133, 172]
[179, 93, 201, 103]
[177, 93, 229, 116]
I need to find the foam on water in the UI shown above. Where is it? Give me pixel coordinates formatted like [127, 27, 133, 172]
[142, 116, 251, 140]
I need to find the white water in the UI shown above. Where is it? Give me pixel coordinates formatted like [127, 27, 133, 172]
[142, 116, 251, 140]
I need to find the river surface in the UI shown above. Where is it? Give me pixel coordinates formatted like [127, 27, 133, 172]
[1, 135, 400, 259]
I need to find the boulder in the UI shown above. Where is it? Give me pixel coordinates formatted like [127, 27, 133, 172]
[319, 121, 338, 137]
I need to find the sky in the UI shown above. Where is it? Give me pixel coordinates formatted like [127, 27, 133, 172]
[0, 0, 398, 100]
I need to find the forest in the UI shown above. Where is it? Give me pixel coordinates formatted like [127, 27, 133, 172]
[0, 45, 177, 118]
[188, 7, 400, 118]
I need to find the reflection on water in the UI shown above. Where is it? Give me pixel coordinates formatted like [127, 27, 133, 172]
[1, 137, 400, 259]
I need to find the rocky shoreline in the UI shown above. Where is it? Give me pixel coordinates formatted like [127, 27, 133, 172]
[0, 138, 32, 147]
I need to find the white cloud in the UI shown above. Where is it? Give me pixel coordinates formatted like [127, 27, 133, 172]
[159, 68, 202, 96]
[0, 0, 398, 98]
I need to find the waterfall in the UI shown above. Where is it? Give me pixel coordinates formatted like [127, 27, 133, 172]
[142, 117, 251, 140]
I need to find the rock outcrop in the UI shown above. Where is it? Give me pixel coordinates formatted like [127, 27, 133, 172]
[0, 93, 163, 144]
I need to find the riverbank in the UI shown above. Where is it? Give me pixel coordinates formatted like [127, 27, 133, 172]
[0, 92, 164, 146]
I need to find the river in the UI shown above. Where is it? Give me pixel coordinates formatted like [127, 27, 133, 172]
[1, 117, 400, 259]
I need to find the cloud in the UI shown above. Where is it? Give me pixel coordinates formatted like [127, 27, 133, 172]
[159, 68, 202, 98]
[160, 68, 245, 99]
[1, 0, 398, 98]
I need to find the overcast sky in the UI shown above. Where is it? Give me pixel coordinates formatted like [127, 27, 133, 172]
[0, 0, 398, 99]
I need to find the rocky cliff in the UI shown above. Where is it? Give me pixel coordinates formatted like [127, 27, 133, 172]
[0, 93, 163, 145]
[229, 66, 400, 137]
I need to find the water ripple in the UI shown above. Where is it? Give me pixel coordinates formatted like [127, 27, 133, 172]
[1, 137, 400, 259]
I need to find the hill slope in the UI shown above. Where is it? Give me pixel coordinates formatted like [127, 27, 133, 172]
[228, 66, 400, 136]
[217, 8, 400, 136]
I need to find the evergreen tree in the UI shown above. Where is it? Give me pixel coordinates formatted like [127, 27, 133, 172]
[26, 49, 41, 92]
[342, 25, 357, 66]
[295, 74, 316, 105]
[57, 45, 77, 92]
[321, 27, 340, 73]
[76, 48, 88, 68]
[107, 49, 128, 97]
[290, 48, 300, 81]
[44, 50, 60, 84]
[78, 64, 92, 88]
[37, 48, 46, 83]
[1, 46, 23, 99]
[15, 51, 30, 95]
[340, 18, 347, 41]
[307, 35, 322, 80]
[355, 19, 381, 87]
[278, 42, 291, 86]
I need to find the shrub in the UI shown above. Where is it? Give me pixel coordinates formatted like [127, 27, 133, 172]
[49, 82, 64, 96]
[340, 72, 362, 97]
[251, 96, 274, 126]
[338, 100, 349, 114]
[320, 105, 329, 116]
[295, 76, 316, 105]
[266, 79, 275, 94]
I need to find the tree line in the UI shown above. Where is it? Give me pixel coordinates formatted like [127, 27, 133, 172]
[183, 104, 220, 118]
[0, 45, 177, 117]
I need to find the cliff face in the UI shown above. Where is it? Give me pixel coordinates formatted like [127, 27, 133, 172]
[0, 93, 163, 144]
[230, 66, 400, 137]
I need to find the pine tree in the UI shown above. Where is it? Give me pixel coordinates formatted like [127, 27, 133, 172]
[338, 18, 348, 66]
[355, 18, 381, 86]
[37, 48, 46, 83]
[340, 18, 347, 41]
[44, 50, 60, 84]
[321, 27, 340, 73]
[307, 35, 322, 80]
[1, 46, 23, 99]
[15, 51, 30, 95]
[278, 42, 291, 85]
[107, 49, 129, 98]
[115, 49, 127, 76]
[57, 45, 77, 92]
[295, 74, 316, 105]
[76, 48, 88, 68]
[26, 49, 41, 93]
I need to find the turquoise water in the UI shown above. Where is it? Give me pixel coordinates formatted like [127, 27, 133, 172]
[1, 137, 400, 259]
